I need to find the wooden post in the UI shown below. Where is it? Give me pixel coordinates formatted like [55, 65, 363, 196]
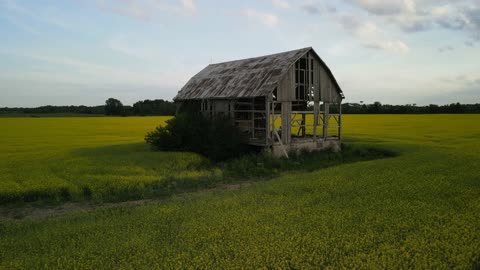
[281, 101, 291, 144]
[229, 100, 235, 119]
[251, 98, 255, 139]
[301, 113, 306, 137]
[323, 103, 329, 139]
[313, 101, 319, 140]
[338, 102, 342, 140]
[206, 99, 209, 118]
[265, 97, 270, 146]
[175, 102, 181, 116]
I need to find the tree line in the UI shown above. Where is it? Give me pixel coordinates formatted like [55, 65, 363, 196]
[0, 98, 177, 116]
[341, 102, 480, 114]
[1, 99, 479, 116]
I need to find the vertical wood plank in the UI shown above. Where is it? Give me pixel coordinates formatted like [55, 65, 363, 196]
[265, 97, 270, 146]
[323, 103, 329, 139]
[313, 101, 319, 140]
[338, 102, 342, 140]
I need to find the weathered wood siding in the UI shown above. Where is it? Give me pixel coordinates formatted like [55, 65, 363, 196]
[275, 51, 341, 105]
[212, 100, 230, 113]
[319, 65, 342, 103]
[313, 56, 321, 103]
[281, 101, 292, 144]
[277, 67, 295, 101]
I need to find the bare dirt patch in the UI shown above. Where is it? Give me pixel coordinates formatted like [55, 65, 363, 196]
[0, 182, 252, 221]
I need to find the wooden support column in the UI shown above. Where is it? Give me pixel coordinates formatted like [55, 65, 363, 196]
[301, 113, 306, 137]
[211, 100, 215, 119]
[338, 102, 342, 140]
[323, 103, 329, 139]
[313, 101, 319, 140]
[281, 101, 291, 144]
[229, 100, 235, 119]
[206, 99, 209, 118]
[265, 97, 270, 146]
[175, 102, 182, 116]
[252, 98, 255, 138]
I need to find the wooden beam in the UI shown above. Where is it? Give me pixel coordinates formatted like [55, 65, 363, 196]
[323, 103, 329, 139]
[273, 129, 289, 158]
[265, 98, 270, 146]
[338, 102, 342, 140]
[251, 98, 255, 138]
[301, 113, 306, 137]
[281, 101, 291, 144]
[313, 101, 319, 140]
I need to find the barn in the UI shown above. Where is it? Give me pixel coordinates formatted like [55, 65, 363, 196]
[174, 47, 345, 157]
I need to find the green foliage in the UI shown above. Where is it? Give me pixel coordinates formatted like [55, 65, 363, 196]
[104, 98, 124, 116]
[145, 113, 248, 161]
[0, 99, 177, 116]
[132, 99, 176, 116]
[0, 105, 106, 115]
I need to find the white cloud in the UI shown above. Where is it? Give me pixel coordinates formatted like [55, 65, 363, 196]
[0, 0, 72, 30]
[96, 0, 149, 20]
[437, 45, 454, 53]
[336, 14, 410, 54]
[107, 33, 153, 60]
[96, 0, 196, 20]
[338, 15, 378, 37]
[272, 0, 290, 9]
[178, 0, 196, 16]
[453, 73, 480, 86]
[302, 0, 322, 14]
[0, 48, 191, 89]
[342, 0, 480, 42]
[242, 9, 279, 27]
[363, 40, 410, 54]
[345, 0, 415, 15]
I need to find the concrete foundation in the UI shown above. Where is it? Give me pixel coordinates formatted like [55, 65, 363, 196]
[271, 138, 341, 157]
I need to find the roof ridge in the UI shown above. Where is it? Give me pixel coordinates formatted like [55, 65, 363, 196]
[209, 47, 312, 66]
[174, 47, 344, 101]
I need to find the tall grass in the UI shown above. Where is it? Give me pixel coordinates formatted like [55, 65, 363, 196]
[0, 115, 479, 269]
[0, 117, 392, 204]
[0, 117, 214, 203]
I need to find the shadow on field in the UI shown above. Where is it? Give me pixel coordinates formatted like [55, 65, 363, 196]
[0, 142, 398, 214]
[71, 142, 213, 171]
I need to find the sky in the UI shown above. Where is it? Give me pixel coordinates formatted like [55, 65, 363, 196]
[0, 0, 479, 107]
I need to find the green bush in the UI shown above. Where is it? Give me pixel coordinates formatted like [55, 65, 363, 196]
[145, 113, 248, 161]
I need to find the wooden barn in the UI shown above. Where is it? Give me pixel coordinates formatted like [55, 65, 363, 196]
[174, 47, 345, 157]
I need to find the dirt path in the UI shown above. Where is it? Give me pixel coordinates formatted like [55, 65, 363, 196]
[0, 183, 251, 221]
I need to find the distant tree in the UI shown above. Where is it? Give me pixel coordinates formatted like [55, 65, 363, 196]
[367, 101, 382, 114]
[105, 98, 123, 116]
[132, 99, 176, 116]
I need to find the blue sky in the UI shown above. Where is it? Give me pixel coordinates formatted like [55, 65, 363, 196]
[0, 0, 479, 106]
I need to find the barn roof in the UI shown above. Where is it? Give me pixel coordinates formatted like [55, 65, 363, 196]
[174, 47, 344, 100]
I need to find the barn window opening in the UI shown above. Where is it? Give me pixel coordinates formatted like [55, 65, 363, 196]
[295, 54, 314, 102]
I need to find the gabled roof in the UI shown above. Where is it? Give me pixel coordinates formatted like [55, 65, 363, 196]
[174, 47, 344, 100]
